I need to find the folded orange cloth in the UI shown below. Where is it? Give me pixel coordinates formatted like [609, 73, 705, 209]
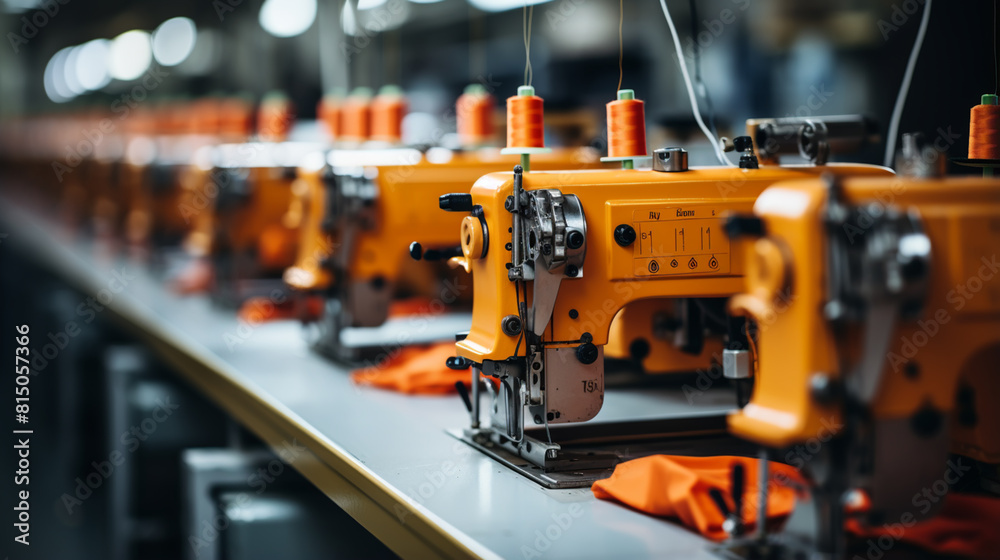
[592, 455, 804, 541]
[847, 493, 1000, 560]
[350, 342, 469, 395]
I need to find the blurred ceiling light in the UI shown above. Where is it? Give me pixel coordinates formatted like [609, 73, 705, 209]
[63, 46, 87, 95]
[152, 17, 197, 66]
[357, 0, 387, 9]
[468, 0, 552, 12]
[408, 0, 445, 4]
[1, 0, 40, 12]
[43, 47, 75, 103]
[341, 2, 358, 36]
[75, 39, 112, 91]
[259, 0, 316, 38]
[109, 30, 152, 81]
[177, 28, 220, 76]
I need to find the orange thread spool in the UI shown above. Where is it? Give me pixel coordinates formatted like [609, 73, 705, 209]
[506, 86, 545, 149]
[370, 86, 407, 143]
[342, 89, 372, 142]
[457, 85, 494, 146]
[220, 97, 254, 140]
[606, 89, 647, 158]
[318, 94, 343, 140]
[969, 95, 1000, 160]
[257, 93, 294, 142]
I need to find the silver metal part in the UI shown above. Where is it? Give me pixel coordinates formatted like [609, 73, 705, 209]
[527, 346, 604, 425]
[754, 115, 878, 165]
[723, 349, 751, 379]
[896, 132, 947, 178]
[823, 178, 932, 404]
[522, 189, 587, 335]
[652, 147, 689, 172]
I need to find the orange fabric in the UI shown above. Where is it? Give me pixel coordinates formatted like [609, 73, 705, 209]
[351, 342, 469, 395]
[387, 297, 446, 318]
[847, 493, 1000, 559]
[592, 455, 804, 541]
[237, 295, 323, 323]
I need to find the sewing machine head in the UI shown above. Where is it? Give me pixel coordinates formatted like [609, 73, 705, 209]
[725, 162, 1000, 548]
[448, 147, 893, 470]
[180, 140, 327, 303]
[283, 146, 605, 360]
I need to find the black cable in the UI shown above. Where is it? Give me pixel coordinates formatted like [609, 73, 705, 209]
[687, 0, 719, 140]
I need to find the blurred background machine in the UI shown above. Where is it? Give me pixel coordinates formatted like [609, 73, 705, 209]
[283, 91, 607, 361]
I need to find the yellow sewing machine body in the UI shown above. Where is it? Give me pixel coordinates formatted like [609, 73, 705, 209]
[728, 175, 1000, 464]
[456, 164, 893, 379]
[284, 147, 606, 298]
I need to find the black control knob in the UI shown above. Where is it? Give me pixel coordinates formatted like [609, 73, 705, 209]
[439, 193, 473, 212]
[723, 215, 765, 239]
[614, 224, 636, 247]
[410, 243, 463, 262]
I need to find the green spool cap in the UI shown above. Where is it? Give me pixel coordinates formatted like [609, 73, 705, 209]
[982, 94, 998, 106]
[464, 84, 487, 95]
[517, 85, 535, 97]
[617, 89, 635, 101]
[350, 87, 374, 99]
[378, 84, 404, 97]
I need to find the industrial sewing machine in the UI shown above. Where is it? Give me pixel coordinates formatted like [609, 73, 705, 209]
[720, 135, 1000, 557]
[179, 140, 327, 305]
[444, 117, 892, 488]
[283, 145, 606, 361]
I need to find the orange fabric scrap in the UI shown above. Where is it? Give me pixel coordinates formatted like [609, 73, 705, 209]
[591, 455, 804, 541]
[350, 342, 469, 395]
